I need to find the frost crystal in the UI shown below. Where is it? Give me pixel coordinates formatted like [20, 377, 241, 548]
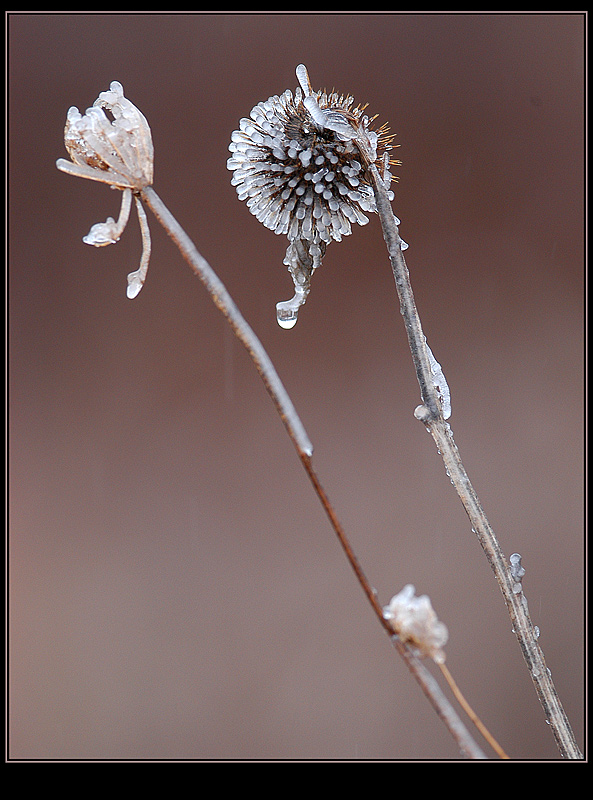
[383, 584, 448, 663]
[227, 64, 399, 327]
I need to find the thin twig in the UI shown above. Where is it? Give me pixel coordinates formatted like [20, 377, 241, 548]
[439, 662, 509, 759]
[301, 452, 491, 759]
[140, 187, 313, 459]
[367, 165, 582, 760]
[396, 641, 488, 759]
[140, 185, 489, 759]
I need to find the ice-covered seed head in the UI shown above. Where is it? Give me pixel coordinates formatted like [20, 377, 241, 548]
[227, 64, 399, 326]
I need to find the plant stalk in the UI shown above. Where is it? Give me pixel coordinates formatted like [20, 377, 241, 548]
[140, 185, 491, 759]
[368, 165, 582, 760]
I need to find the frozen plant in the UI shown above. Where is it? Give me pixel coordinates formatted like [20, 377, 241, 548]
[56, 81, 154, 299]
[383, 585, 449, 664]
[227, 64, 404, 329]
[56, 70, 581, 760]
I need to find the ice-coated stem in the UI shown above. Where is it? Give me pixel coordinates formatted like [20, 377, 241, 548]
[126, 195, 152, 299]
[430, 424, 581, 758]
[366, 162, 441, 420]
[366, 161, 582, 760]
[138, 184, 493, 758]
[139, 186, 313, 458]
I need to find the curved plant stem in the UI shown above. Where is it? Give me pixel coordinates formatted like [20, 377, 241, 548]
[396, 641, 488, 759]
[140, 187, 313, 459]
[367, 165, 582, 760]
[140, 185, 492, 759]
[439, 662, 509, 759]
[301, 451, 492, 759]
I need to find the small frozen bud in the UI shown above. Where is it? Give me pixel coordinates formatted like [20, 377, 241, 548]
[57, 81, 154, 190]
[383, 584, 448, 663]
[82, 188, 132, 253]
[414, 404, 432, 422]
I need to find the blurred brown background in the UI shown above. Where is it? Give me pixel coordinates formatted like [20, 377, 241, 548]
[8, 13, 584, 760]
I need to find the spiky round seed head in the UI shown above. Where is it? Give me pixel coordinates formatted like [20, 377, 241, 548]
[227, 85, 397, 247]
[227, 66, 400, 328]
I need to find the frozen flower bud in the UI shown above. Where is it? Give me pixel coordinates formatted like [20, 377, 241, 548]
[227, 64, 399, 328]
[58, 81, 153, 189]
[56, 82, 154, 298]
[383, 584, 448, 663]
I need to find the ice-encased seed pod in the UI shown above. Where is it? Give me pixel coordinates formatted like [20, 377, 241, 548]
[227, 64, 399, 327]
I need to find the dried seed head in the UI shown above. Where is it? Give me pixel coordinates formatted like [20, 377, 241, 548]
[58, 81, 154, 189]
[56, 82, 154, 298]
[227, 65, 399, 328]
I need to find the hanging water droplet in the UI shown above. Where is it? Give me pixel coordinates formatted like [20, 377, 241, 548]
[276, 304, 299, 329]
[276, 285, 308, 329]
[275, 238, 324, 328]
[126, 272, 144, 299]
